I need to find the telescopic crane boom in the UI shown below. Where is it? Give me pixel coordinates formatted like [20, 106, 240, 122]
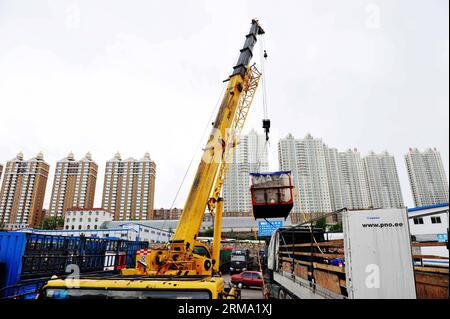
[174, 19, 264, 248]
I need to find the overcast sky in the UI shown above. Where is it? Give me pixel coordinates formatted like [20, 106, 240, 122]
[0, 0, 448, 209]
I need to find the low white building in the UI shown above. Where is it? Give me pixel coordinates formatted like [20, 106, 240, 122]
[17, 227, 139, 241]
[103, 216, 293, 234]
[17, 222, 173, 244]
[64, 208, 113, 231]
[115, 222, 173, 243]
[408, 202, 449, 267]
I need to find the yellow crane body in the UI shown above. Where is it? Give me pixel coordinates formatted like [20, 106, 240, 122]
[38, 20, 264, 299]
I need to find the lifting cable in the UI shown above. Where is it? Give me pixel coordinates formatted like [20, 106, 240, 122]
[249, 37, 276, 299]
[259, 34, 271, 142]
[155, 84, 227, 243]
[292, 188, 325, 254]
[249, 34, 328, 297]
[168, 83, 226, 211]
[168, 40, 244, 219]
[259, 35, 269, 120]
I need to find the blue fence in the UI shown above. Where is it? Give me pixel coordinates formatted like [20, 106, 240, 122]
[0, 232, 148, 299]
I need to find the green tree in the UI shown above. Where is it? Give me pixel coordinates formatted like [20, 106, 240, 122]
[314, 218, 327, 230]
[41, 216, 64, 230]
[199, 227, 214, 237]
[329, 222, 343, 232]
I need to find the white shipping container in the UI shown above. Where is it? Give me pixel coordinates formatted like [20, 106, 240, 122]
[342, 208, 417, 299]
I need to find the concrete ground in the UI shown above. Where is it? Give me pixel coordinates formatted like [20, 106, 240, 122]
[223, 274, 265, 299]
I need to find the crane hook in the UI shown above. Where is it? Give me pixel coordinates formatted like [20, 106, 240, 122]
[262, 119, 270, 142]
[263, 50, 268, 59]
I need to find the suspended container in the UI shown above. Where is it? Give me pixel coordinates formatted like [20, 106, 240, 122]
[250, 171, 294, 220]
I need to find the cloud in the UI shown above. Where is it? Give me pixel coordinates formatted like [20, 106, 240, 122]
[0, 0, 448, 210]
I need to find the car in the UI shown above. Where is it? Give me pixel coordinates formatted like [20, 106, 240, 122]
[230, 271, 263, 289]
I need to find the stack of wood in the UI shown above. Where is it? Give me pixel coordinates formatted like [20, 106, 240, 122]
[279, 239, 347, 296]
[411, 241, 449, 299]
[278, 239, 449, 299]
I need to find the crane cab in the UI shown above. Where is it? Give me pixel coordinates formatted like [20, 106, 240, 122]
[250, 171, 294, 219]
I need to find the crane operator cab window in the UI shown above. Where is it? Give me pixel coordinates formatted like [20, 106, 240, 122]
[192, 246, 211, 258]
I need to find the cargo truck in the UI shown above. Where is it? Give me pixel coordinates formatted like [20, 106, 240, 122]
[230, 248, 253, 274]
[265, 208, 418, 299]
[220, 247, 232, 273]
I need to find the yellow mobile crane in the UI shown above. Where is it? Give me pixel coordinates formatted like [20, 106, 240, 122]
[38, 19, 265, 299]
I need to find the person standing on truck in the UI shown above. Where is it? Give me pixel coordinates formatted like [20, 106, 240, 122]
[330, 258, 345, 267]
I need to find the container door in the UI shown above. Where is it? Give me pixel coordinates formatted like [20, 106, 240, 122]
[343, 208, 417, 299]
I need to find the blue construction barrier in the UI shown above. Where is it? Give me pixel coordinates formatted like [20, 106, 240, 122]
[0, 232, 148, 299]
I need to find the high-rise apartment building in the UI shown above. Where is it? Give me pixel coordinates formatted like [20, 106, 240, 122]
[48, 152, 98, 218]
[339, 149, 371, 210]
[364, 151, 404, 209]
[153, 208, 183, 220]
[102, 152, 156, 221]
[278, 133, 332, 214]
[325, 147, 344, 211]
[0, 152, 49, 229]
[223, 129, 268, 214]
[278, 134, 405, 217]
[405, 148, 449, 206]
[278, 134, 300, 212]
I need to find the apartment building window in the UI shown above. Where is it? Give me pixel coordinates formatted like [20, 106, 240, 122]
[413, 218, 424, 225]
[431, 216, 442, 224]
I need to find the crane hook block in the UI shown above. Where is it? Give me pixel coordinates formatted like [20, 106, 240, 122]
[262, 119, 271, 141]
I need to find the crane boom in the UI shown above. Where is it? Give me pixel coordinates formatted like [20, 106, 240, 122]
[173, 20, 264, 247]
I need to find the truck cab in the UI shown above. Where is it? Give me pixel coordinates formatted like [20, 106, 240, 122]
[229, 248, 252, 274]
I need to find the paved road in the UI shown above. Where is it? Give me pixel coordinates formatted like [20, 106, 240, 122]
[223, 274, 265, 299]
